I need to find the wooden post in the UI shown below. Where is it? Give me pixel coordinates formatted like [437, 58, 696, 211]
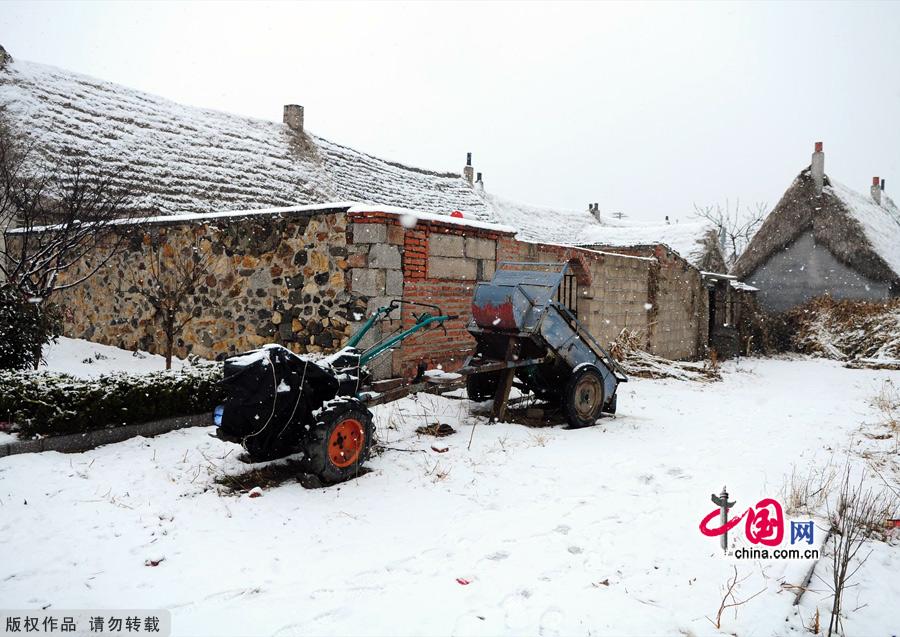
[490, 339, 519, 423]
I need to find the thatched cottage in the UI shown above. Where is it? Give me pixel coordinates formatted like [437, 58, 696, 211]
[733, 143, 900, 312]
[0, 45, 737, 369]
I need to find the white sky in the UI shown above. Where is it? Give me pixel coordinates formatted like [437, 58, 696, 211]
[3, 0, 899, 224]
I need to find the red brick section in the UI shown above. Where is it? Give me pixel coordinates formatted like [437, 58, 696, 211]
[403, 229, 427, 280]
[348, 210, 514, 377]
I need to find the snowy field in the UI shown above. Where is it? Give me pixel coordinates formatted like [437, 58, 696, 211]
[40, 337, 186, 379]
[1, 355, 898, 636]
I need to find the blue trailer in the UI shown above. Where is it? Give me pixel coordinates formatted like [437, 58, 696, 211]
[461, 261, 628, 427]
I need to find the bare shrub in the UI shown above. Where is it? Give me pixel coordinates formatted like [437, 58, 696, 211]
[706, 565, 766, 630]
[820, 468, 899, 636]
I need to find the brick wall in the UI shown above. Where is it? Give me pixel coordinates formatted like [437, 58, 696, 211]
[347, 210, 506, 378]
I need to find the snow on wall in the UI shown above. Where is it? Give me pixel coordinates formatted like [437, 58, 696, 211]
[576, 219, 718, 270]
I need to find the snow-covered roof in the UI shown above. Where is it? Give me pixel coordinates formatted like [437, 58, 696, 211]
[828, 180, 900, 278]
[477, 192, 603, 244]
[733, 168, 900, 283]
[575, 219, 721, 269]
[0, 53, 491, 220]
[0, 48, 719, 269]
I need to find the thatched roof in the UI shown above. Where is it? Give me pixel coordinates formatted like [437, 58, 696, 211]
[732, 168, 900, 284]
[0, 52, 493, 220]
[0, 48, 724, 256]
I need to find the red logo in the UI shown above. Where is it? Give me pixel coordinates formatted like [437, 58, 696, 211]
[700, 487, 785, 547]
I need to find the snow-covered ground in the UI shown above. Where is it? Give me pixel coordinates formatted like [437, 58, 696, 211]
[0, 357, 898, 636]
[41, 336, 186, 378]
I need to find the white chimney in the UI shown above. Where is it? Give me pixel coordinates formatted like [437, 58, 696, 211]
[871, 176, 882, 205]
[283, 104, 304, 133]
[811, 141, 824, 195]
[475, 172, 484, 191]
[588, 203, 602, 223]
[463, 152, 474, 185]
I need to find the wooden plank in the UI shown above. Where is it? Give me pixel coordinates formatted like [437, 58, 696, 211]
[490, 367, 516, 422]
[489, 338, 520, 422]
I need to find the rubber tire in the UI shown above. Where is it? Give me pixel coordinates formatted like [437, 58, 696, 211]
[466, 371, 502, 402]
[563, 367, 605, 428]
[305, 398, 375, 484]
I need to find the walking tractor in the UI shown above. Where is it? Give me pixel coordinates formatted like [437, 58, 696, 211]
[214, 262, 627, 484]
[213, 299, 456, 483]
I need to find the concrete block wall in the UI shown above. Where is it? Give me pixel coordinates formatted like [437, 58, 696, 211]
[650, 246, 706, 358]
[496, 238, 657, 352]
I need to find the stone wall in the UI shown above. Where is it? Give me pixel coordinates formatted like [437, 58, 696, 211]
[40, 206, 711, 380]
[52, 206, 361, 360]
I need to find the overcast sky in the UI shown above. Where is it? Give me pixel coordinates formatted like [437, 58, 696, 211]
[4, 0, 899, 224]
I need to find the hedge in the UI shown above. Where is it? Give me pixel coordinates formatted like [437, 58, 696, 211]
[0, 361, 223, 437]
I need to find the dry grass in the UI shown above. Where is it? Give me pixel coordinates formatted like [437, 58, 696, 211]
[788, 296, 900, 365]
[781, 459, 839, 516]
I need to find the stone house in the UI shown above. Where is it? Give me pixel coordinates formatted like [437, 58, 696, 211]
[733, 143, 900, 313]
[0, 46, 726, 372]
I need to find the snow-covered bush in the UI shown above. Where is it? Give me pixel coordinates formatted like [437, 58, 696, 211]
[0, 284, 61, 371]
[0, 361, 223, 436]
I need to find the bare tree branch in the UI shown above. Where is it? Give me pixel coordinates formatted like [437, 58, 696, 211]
[130, 230, 214, 369]
[693, 199, 767, 268]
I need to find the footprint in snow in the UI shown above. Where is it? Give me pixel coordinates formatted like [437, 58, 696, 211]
[485, 551, 509, 561]
[554, 524, 571, 535]
[567, 546, 583, 555]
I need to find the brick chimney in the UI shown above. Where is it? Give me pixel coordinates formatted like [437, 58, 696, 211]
[871, 176, 882, 205]
[0, 45, 11, 70]
[463, 152, 474, 185]
[283, 104, 304, 133]
[811, 141, 825, 195]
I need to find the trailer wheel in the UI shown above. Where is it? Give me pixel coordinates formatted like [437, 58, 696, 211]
[563, 367, 605, 428]
[305, 399, 375, 483]
[466, 371, 501, 402]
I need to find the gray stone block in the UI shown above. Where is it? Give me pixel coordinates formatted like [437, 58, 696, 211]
[351, 269, 385, 296]
[428, 256, 477, 280]
[429, 234, 465, 257]
[367, 296, 401, 320]
[478, 259, 496, 281]
[353, 223, 387, 244]
[465, 237, 496, 260]
[386, 269, 404, 296]
[368, 244, 402, 270]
